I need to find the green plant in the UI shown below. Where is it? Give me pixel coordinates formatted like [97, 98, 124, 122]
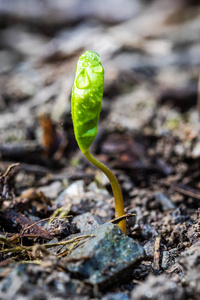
[71, 50, 126, 234]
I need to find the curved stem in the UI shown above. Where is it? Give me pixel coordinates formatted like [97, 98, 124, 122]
[83, 150, 126, 234]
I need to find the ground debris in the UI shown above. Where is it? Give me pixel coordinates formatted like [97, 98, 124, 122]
[67, 223, 145, 287]
[0, 163, 19, 202]
[178, 241, 200, 298]
[131, 274, 185, 300]
[1, 209, 52, 240]
[0, 263, 91, 300]
[0, 0, 200, 298]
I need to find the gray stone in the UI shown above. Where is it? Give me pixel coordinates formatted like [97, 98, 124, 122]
[155, 192, 175, 211]
[55, 180, 85, 205]
[55, 180, 113, 222]
[73, 212, 102, 232]
[36, 181, 63, 199]
[67, 223, 145, 287]
[161, 248, 178, 270]
[143, 238, 155, 259]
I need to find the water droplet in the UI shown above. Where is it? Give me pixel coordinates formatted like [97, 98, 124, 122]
[90, 100, 96, 105]
[93, 65, 103, 73]
[82, 104, 87, 110]
[83, 61, 88, 67]
[76, 70, 90, 89]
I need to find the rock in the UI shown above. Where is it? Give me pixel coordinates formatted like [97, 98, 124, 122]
[131, 274, 184, 300]
[49, 218, 78, 237]
[161, 248, 178, 270]
[87, 181, 109, 196]
[55, 180, 113, 222]
[67, 223, 145, 287]
[155, 192, 175, 211]
[143, 238, 155, 259]
[73, 212, 102, 232]
[36, 181, 63, 199]
[171, 206, 190, 224]
[56, 180, 85, 202]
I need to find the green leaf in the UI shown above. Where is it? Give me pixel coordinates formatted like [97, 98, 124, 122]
[71, 51, 104, 153]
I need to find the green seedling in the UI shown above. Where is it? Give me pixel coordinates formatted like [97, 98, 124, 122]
[71, 50, 126, 234]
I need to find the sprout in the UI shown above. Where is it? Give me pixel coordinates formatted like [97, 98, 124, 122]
[71, 51, 126, 234]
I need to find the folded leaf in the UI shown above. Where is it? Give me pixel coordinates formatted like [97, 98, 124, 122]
[71, 51, 104, 153]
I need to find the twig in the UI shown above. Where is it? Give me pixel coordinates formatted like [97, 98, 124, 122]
[0, 234, 94, 254]
[109, 213, 136, 224]
[22, 215, 73, 233]
[1, 163, 19, 177]
[171, 184, 200, 200]
[8, 215, 73, 243]
[153, 235, 161, 274]
[44, 235, 94, 249]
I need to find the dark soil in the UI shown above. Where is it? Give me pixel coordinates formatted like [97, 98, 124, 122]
[0, 0, 200, 299]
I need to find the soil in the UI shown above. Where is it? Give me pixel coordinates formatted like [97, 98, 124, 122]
[0, 0, 200, 299]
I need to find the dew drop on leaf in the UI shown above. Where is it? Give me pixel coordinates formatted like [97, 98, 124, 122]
[76, 70, 90, 89]
[93, 65, 103, 73]
[83, 61, 88, 67]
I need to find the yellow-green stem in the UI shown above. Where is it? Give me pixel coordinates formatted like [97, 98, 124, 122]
[83, 150, 126, 234]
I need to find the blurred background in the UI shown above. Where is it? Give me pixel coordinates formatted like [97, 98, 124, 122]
[0, 0, 200, 168]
